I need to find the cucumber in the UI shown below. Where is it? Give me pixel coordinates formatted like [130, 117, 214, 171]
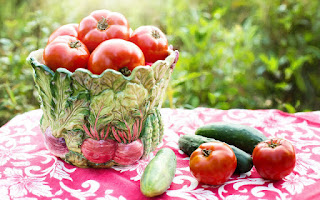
[178, 134, 253, 174]
[195, 122, 268, 154]
[140, 148, 177, 197]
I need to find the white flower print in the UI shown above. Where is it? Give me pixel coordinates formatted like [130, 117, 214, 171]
[0, 139, 36, 166]
[59, 180, 100, 200]
[193, 107, 224, 124]
[0, 168, 53, 198]
[294, 153, 320, 179]
[225, 195, 249, 200]
[223, 110, 297, 137]
[5, 110, 41, 130]
[0, 186, 10, 200]
[95, 189, 126, 200]
[112, 154, 154, 181]
[282, 173, 316, 195]
[252, 111, 297, 136]
[24, 158, 77, 181]
[167, 175, 218, 200]
[163, 129, 180, 149]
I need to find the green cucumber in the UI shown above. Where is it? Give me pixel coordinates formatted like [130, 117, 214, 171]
[140, 148, 177, 197]
[178, 134, 253, 174]
[195, 122, 268, 154]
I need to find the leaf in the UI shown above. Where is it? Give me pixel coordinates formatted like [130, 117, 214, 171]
[66, 93, 90, 129]
[71, 70, 93, 96]
[63, 129, 84, 154]
[51, 92, 90, 138]
[130, 66, 155, 92]
[31, 61, 54, 123]
[152, 61, 170, 82]
[99, 71, 128, 93]
[118, 83, 148, 111]
[149, 79, 166, 109]
[65, 151, 88, 168]
[284, 103, 296, 113]
[50, 71, 73, 120]
[259, 54, 280, 76]
[171, 72, 203, 86]
[89, 89, 115, 132]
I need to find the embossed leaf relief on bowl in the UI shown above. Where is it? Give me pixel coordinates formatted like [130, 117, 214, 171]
[27, 49, 179, 168]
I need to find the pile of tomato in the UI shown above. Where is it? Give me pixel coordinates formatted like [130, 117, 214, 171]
[43, 10, 169, 75]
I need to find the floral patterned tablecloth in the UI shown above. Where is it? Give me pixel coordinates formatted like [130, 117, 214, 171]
[1, 108, 320, 200]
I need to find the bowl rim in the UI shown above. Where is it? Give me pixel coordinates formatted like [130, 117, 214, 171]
[27, 48, 178, 80]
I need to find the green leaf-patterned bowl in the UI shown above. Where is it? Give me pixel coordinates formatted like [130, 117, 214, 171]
[27, 48, 179, 168]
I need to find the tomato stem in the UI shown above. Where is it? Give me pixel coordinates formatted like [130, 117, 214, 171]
[97, 17, 109, 31]
[69, 40, 81, 48]
[267, 139, 281, 148]
[202, 149, 212, 157]
[151, 29, 160, 39]
[119, 67, 131, 76]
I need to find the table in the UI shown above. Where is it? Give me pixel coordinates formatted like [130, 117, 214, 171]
[0, 108, 320, 200]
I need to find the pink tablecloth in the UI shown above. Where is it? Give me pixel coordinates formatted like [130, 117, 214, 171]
[1, 108, 320, 200]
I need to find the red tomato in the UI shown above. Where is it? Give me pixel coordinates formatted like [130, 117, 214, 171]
[129, 26, 168, 63]
[43, 35, 90, 72]
[88, 39, 145, 75]
[78, 10, 130, 52]
[189, 142, 237, 185]
[47, 23, 78, 44]
[252, 138, 296, 180]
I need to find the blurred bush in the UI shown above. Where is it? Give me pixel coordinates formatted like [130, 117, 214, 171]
[162, 0, 320, 112]
[0, 0, 319, 126]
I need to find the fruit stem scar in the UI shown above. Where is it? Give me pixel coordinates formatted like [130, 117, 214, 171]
[119, 67, 131, 76]
[267, 139, 281, 148]
[202, 149, 212, 157]
[69, 40, 81, 48]
[151, 29, 160, 39]
[97, 17, 109, 31]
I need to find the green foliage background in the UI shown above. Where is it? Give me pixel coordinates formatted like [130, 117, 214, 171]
[1, 0, 320, 126]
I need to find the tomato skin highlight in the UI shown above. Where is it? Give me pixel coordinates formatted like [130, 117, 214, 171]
[43, 35, 90, 72]
[78, 9, 130, 52]
[129, 26, 168, 63]
[189, 142, 237, 185]
[47, 23, 79, 44]
[252, 138, 296, 180]
[88, 39, 145, 75]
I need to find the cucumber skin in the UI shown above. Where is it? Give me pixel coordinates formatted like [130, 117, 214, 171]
[178, 134, 253, 174]
[140, 148, 177, 197]
[195, 123, 268, 154]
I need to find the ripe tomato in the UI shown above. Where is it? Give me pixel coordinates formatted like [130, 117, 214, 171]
[43, 35, 90, 72]
[88, 39, 145, 75]
[78, 10, 130, 52]
[129, 26, 168, 63]
[252, 138, 296, 180]
[189, 142, 237, 185]
[47, 23, 78, 44]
